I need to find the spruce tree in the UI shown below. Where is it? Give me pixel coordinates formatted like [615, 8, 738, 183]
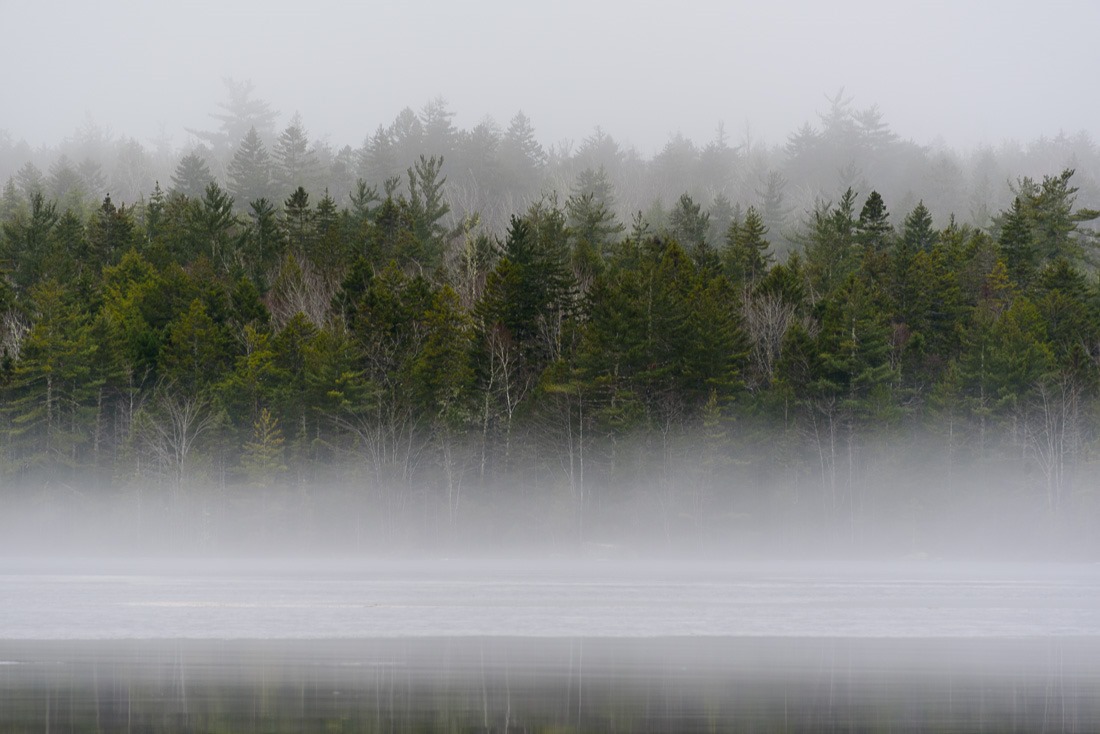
[227, 127, 274, 208]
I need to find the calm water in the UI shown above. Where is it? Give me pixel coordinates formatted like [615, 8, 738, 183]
[2, 559, 1098, 731]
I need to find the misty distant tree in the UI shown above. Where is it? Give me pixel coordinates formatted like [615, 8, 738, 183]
[707, 192, 737, 246]
[855, 104, 898, 153]
[452, 120, 502, 216]
[785, 122, 820, 161]
[15, 162, 45, 199]
[326, 144, 358, 205]
[171, 151, 214, 199]
[47, 155, 86, 214]
[653, 134, 700, 200]
[571, 166, 618, 217]
[227, 127, 274, 208]
[419, 96, 457, 160]
[110, 137, 153, 205]
[187, 78, 278, 159]
[698, 122, 738, 195]
[498, 111, 545, 201]
[389, 107, 425, 166]
[273, 112, 320, 197]
[358, 124, 399, 190]
[755, 170, 792, 250]
[1, 177, 26, 221]
[77, 158, 107, 202]
[574, 127, 623, 176]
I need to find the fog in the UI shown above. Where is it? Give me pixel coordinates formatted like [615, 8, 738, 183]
[4, 0, 1099, 153]
[0, 434, 1095, 561]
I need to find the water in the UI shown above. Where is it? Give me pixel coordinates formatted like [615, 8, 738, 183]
[2, 559, 1099, 731]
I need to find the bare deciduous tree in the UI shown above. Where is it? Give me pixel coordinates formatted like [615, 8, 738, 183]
[268, 254, 335, 329]
[1024, 373, 1085, 513]
[137, 386, 219, 500]
[741, 290, 798, 388]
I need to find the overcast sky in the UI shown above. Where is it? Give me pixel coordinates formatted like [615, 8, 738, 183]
[2, 0, 1097, 155]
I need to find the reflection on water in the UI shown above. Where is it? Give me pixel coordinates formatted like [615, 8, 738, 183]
[2, 637, 1098, 732]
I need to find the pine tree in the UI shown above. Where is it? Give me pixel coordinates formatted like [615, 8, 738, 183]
[722, 205, 772, 286]
[998, 197, 1037, 289]
[406, 154, 451, 267]
[803, 188, 859, 297]
[273, 113, 319, 196]
[197, 182, 239, 268]
[282, 186, 314, 255]
[856, 190, 892, 251]
[245, 197, 283, 289]
[171, 152, 214, 199]
[5, 280, 98, 476]
[227, 127, 274, 207]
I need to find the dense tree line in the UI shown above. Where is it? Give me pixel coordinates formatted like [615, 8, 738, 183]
[1, 90, 1099, 555]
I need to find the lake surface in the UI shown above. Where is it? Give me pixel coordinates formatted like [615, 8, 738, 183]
[2, 559, 1099, 731]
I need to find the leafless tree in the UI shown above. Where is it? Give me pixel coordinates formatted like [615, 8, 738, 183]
[741, 290, 798, 388]
[1024, 373, 1084, 513]
[479, 325, 534, 476]
[136, 386, 219, 503]
[1, 308, 29, 359]
[268, 254, 335, 329]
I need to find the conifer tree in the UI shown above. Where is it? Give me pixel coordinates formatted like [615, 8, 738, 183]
[227, 127, 274, 208]
[171, 152, 214, 199]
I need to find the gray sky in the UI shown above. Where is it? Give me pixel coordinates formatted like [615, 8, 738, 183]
[3, 0, 1098, 154]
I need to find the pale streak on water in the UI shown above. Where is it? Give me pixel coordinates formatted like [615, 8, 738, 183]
[1, 559, 1097, 640]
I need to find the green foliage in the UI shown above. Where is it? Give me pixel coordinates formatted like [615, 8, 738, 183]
[4, 280, 98, 476]
[804, 188, 859, 298]
[227, 127, 273, 207]
[406, 154, 451, 268]
[5, 146, 1100, 532]
[722, 205, 772, 286]
[241, 406, 287, 485]
[856, 190, 892, 252]
[171, 152, 214, 199]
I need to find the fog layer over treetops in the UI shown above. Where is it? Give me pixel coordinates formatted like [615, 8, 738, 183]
[1, 81, 1099, 560]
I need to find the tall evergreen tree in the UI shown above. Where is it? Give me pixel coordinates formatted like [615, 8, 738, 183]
[722, 205, 771, 286]
[273, 113, 320, 196]
[856, 190, 892, 251]
[171, 151, 214, 200]
[227, 127, 274, 208]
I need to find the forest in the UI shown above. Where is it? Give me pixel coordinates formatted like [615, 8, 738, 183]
[1, 83, 1099, 557]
